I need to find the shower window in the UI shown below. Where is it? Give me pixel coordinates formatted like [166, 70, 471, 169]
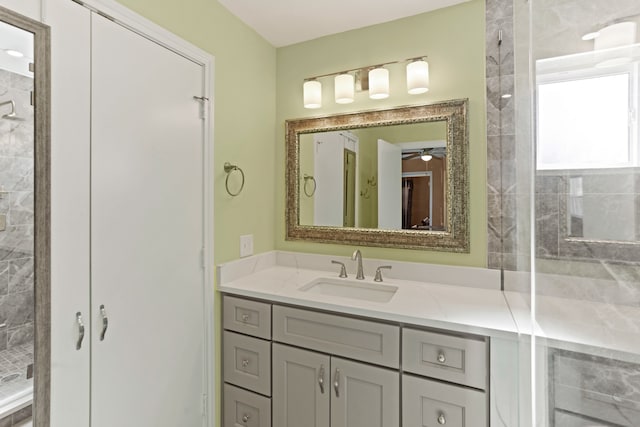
[536, 63, 638, 170]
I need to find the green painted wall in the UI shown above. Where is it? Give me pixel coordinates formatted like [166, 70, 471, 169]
[116, 0, 277, 266]
[276, 0, 487, 267]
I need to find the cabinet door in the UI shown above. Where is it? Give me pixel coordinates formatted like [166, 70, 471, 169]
[46, 0, 93, 426]
[90, 12, 206, 427]
[331, 357, 400, 427]
[272, 343, 330, 427]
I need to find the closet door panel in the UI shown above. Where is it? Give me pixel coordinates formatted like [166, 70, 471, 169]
[46, 0, 92, 425]
[90, 13, 205, 427]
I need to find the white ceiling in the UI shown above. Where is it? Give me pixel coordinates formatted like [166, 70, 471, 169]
[218, 0, 471, 47]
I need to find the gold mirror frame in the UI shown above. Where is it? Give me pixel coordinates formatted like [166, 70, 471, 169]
[285, 99, 469, 252]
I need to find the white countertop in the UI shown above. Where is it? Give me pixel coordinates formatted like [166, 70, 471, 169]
[218, 251, 520, 339]
[217, 251, 640, 361]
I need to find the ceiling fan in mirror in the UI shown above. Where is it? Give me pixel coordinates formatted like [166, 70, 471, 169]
[401, 147, 447, 162]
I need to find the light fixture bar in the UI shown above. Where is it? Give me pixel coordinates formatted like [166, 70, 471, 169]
[303, 54, 428, 81]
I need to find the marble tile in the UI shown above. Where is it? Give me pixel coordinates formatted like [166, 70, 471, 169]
[7, 259, 32, 295]
[486, 19, 515, 79]
[486, 0, 514, 23]
[535, 194, 559, 257]
[0, 226, 33, 261]
[0, 293, 33, 329]
[0, 263, 7, 297]
[7, 324, 32, 349]
[6, 193, 32, 227]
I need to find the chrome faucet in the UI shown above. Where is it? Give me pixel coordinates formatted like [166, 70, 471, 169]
[352, 249, 365, 280]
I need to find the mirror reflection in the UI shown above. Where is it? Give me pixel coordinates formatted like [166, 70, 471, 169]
[299, 121, 447, 230]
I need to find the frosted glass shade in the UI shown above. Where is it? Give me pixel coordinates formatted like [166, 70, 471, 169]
[303, 80, 322, 109]
[368, 68, 389, 99]
[407, 60, 429, 94]
[594, 22, 636, 50]
[334, 74, 354, 104]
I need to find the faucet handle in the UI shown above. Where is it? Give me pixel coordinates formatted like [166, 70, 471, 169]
[331, 260, 348, 278]
[374, 265, 392, 282]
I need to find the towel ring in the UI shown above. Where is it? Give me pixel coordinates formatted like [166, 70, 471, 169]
[224, 162, 245, 196]
[303, 174, 316, 197]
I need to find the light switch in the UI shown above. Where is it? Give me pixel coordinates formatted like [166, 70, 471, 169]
[0, 214, 5, 232]
[240, 234, 253, 258]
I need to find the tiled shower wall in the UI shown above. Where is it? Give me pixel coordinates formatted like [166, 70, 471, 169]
[486, 0, 517, 271]
[0, 68, 35, 353]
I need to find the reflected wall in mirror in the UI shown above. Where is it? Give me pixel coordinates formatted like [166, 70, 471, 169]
[0, 5, 50, 427]
[286, 99, 469, 252]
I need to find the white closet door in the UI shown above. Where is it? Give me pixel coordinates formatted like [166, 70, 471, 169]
[90, 13, 206, 427]
[47, 0, 92, 425]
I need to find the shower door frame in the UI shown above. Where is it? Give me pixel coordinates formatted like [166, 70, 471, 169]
[0, 5, 51, 427]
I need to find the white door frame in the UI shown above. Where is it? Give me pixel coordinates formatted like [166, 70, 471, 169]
[45, 1, 216, 423]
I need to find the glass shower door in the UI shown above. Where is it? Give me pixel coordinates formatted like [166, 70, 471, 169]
[516, 1, 640, 425]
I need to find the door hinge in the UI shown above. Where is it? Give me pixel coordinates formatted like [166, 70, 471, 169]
[193, 96, 209, 120]
[28, 62, 34, 73]
[202, 393, 207, 418]
[200, 248, 205, 269]
[30, 91, 34, 106]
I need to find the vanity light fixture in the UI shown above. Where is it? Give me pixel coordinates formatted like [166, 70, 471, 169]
[406, 58, 429, 94]
[301, 54, 430, 109]
[303, 80, 322, 109]
[368, 67, 390, 99]
[334, 73, 355, 104]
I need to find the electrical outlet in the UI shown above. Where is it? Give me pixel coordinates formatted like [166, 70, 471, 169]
[240, 234, 254, 258]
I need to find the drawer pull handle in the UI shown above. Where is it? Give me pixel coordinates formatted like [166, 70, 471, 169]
[241, 314, 250, 322]
[438, 413, 446, 425]
[242, 413, 251, 423]
[241, 359, 250, 368]
[437, 353, 446, 363]
[318, 365, 326, 394]
[333, 368, 341, 397]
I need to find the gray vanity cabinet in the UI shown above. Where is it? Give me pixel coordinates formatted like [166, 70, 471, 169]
[272, 343, 330, 427]
[272, 343, 400, 427]
[330, 356, 400, 427]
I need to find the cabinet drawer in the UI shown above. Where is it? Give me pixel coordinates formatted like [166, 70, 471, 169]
[224, 296, 271, 339]
[224, 384, 271, 427]
[402, 375, 486, 427]
[223, 331, 271, 396]
[403, 328, 487, 390]
[273, 305, 400, 368]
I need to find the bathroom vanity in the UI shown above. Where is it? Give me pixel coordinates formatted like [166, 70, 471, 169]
[218, 251, 522, 427]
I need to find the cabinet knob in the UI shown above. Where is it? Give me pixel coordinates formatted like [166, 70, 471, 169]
[242, 413, 251, 423]
[438, 413, 446, 425]
[242, 359, 250, 368]
[241, 313, 250, 322]
[437, 352, 446, 363]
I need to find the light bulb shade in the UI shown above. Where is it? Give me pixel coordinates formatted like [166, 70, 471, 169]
[303, 80, 322, 109]
[334, 74, 355, 104]
[368, 67, 389, 99]
[594, 22, 637, 50]
[421, 153, 433, 162]
[407, 60, 429, 94]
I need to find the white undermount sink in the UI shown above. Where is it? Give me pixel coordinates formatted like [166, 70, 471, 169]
[300, 277, 398, 303]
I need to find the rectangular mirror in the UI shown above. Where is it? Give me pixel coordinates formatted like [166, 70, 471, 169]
[286, 99, 469, 252]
